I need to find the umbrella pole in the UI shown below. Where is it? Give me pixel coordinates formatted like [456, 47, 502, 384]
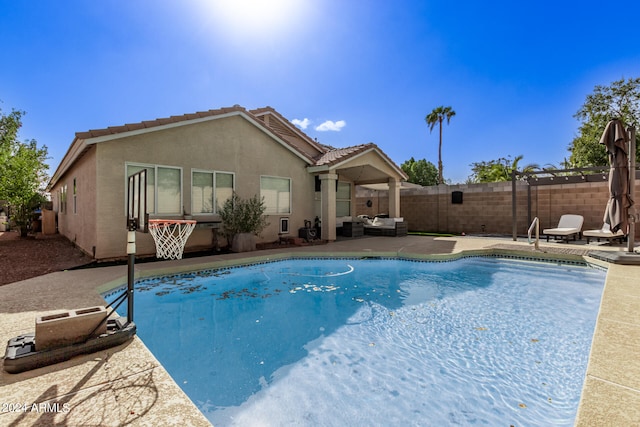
[628, 126, 636, 253]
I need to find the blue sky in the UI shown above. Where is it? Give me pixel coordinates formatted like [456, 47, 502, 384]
[2, 0, 639, 184]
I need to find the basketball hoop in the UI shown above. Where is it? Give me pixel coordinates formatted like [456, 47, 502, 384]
[147, 219, 196, 260]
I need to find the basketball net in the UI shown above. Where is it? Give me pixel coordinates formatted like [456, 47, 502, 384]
[147, 220, 196, 260]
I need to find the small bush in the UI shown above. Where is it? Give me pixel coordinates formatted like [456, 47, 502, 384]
[218, 192, 269, 242]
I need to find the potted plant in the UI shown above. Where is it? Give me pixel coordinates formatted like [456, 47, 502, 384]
[218, 192, 269, 252]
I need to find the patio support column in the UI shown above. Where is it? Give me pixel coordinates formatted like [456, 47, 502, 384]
[320, 173, 338, 241]
[388, 178, 401, 218]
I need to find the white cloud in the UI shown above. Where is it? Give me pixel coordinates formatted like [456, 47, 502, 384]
[291, 118, 311, 129]
[315, 120, 346, 132]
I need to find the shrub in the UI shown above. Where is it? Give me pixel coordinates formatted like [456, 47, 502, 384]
[218, 192, 269, 242]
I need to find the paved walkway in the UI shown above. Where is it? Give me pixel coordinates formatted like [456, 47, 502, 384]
[1, 236, 638, 426]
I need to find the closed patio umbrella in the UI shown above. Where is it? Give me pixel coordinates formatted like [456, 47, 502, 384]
[600, 119, 634, 233]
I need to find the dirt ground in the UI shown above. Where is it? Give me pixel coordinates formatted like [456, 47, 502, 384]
[0, 231, 93, 286]
[0, 231, 318, 286]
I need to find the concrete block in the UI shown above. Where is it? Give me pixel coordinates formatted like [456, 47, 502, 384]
[35, 306, 108, 351]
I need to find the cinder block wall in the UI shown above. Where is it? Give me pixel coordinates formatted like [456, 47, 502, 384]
[357, 178, 640, 238]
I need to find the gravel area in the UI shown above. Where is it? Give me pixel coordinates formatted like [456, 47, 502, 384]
[0, 231, 93, 285]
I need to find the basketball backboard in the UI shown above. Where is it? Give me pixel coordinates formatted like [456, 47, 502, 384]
[127, 169, 148, 232]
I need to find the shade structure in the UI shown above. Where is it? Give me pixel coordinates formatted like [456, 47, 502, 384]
[600, 119, 634, 233]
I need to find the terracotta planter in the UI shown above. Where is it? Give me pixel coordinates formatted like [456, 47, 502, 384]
[231, 233, 256, 252]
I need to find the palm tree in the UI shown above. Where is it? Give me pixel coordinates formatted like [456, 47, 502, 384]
[425, 106, 456, 184]
[510, 155, 539, 179]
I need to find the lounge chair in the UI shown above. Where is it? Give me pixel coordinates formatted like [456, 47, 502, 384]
[542, 214, 584, 243]
[583, 223, 626, 244]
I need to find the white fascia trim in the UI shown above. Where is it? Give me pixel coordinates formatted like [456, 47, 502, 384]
[307, 165, 331, 174]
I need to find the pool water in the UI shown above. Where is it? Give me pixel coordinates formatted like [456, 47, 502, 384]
[125, 257, 605, 426]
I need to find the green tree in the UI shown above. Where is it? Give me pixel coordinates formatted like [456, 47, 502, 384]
[468, 155, 538, 183]
[0, 107, 49, 236]
[401, 157, 438, 186]
[425, 106, 455, 184]
[568, 77, 640, 167]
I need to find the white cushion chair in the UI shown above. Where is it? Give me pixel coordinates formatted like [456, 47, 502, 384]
[542, 214, 584, 243]
[583, 223, 626, 244]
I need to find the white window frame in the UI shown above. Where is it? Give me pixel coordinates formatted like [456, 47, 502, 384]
[125, 163, 183, 215]
[60, 184, 67, 214]
[214, 170, 235, 213]
[260, 175, 291, 215]
[191, 169, 214, 215]
[191, 169, 236, 215]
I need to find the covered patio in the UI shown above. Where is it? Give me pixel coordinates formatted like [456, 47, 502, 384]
[308, 143, 408, 241]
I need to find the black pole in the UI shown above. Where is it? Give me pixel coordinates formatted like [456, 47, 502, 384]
[127, 253, 134, 324]
[127, 219, 137, 324]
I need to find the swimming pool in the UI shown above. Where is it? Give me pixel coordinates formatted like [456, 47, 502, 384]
[122, 257, 605, 426]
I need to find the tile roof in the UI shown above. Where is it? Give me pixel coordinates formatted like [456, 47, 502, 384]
[74, 106, 247, 139]
[314, 143, 376, 166]
[314, 142, 408, 180]
[250, 107, 326, 162]
[61, 104, 405, 180]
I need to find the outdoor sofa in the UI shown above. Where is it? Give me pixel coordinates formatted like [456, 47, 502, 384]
[362, 216, 408, 237]
[542, 214, 584, 243]
[335, 216, 408, 237]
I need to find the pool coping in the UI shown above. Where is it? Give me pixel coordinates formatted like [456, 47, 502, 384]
[97, 246, 597, 295]
[1, 236, 638, 425]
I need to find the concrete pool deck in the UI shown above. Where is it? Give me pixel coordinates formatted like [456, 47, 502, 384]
[0, 235, 638, 426]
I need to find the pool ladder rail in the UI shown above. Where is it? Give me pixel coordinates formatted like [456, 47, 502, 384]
[528, 217, 540, 250]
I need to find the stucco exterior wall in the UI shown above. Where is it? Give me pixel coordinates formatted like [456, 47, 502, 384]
[357, 178, 640, 238]
[50, 148, 98, 256]
[342, 151, 400, 177]
[92, 115, 317, 259]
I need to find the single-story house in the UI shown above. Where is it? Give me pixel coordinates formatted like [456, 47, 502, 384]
[47, 105, 407, 260]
